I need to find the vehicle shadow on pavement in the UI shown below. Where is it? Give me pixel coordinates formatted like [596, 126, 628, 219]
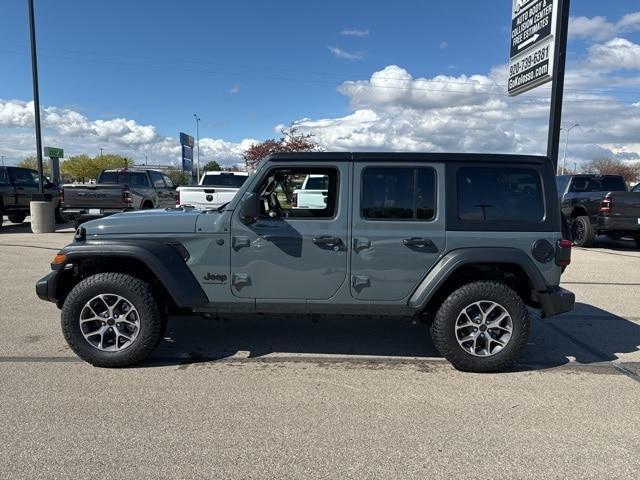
[0, 218, 74, 234]
[146, 302, 640, 371]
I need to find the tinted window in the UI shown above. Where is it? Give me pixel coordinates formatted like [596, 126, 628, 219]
[362, 167, 436, 220]
[0, 168, 8, 184]
[556, 176, 569, 195]
[99, 171, 150, 187]
[9, 167, 37, 187]
[570, 176, 627, 193]
[599, 176, 627, 192]
[633, 183, 640, 193]
[162, 175, 174, 188]
[149, 171, 166, 188]
[201, 174, 247, 188]
[457, 167, 543, 222]
[257, 168, 337, 219]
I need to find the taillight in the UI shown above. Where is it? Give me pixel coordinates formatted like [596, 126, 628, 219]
[599, 195, 612, 214]
[556, 239, 572, 267]
[292, 192, 298, 208]
[176, 190, 181, 206]
[58, 188, 64, 206]
[122, 188, 132, 207]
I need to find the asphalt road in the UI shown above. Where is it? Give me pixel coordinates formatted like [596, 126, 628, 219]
[1, 217, 639, 479]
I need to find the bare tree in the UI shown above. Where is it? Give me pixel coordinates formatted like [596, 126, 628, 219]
[581, 158, 640, 184]
[242, 127, 321, 171]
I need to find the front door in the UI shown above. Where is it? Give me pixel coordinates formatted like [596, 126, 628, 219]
[9, 168, 39, 208]
[350, 163, 446, 301]
[230, 163, 349, 300]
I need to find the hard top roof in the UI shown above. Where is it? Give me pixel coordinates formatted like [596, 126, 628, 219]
[268, 152, 550, 164]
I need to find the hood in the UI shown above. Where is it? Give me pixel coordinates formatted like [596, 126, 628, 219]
[82, 208, 208, 236]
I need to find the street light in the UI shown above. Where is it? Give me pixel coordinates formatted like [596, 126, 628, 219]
[561, 123, 580, 175]
[28, 0, 44, 195]
[193, 114, 201, 180]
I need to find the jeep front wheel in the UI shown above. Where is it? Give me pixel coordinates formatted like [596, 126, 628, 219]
[61, 273, 165, 367]
[430, 281, 529, 373]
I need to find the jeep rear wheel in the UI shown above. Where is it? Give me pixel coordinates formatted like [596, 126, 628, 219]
[430, 281, 529, 373]
[61, 273, 165, 367]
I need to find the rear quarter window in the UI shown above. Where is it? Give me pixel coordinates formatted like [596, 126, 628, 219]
[457, 167, 544, 222]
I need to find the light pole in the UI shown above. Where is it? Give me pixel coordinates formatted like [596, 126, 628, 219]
[28, 0, 44, 195]
[561, 123, 579, 175]
[193, 114, 201, 180]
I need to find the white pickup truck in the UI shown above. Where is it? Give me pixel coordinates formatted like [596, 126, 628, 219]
[178, 171, 249, 208]
[292, 174, 329, 209]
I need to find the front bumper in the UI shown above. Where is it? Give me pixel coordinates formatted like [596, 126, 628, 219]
[538, 287, 575, 318]
[36, 270, 61, 304]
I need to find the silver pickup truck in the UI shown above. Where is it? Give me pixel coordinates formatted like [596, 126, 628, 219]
[61, 168, 178, 226]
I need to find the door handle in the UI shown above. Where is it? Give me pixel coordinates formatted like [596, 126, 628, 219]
[312, 236, 343, 251]
[353, 238, 371, 252]
[232, 273, 251, 288]
[402, 237, 436, 250]
[351, 275, 370, 291]
[232, 236, 250, 250]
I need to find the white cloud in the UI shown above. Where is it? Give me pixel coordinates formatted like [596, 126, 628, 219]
[588, 38, 640, 70]
[0, 99, 257, 166]
[340, 28, 369, 38]
[569, 11, 640, 41]
[328, 46, 363, 60]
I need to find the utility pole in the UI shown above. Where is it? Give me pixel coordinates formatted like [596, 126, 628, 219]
[1, 155, 4, 166]
[194, 114, 201, 180]
[28, 0, 44, 195]
[100, 148, 103, 158]
[546, 0, 571, 171]
[561, 123, 580, 175]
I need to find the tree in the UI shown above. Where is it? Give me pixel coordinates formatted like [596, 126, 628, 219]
[166, 167, 190, 186]
[202, 161, 222, 172]
[581, 158, 640, 184]
[61, 154, 133, 182]
[17, 155, 51, 177]
[242, 126, 321, 171]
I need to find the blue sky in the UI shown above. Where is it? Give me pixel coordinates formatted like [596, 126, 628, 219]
[1, 0, 639, 166]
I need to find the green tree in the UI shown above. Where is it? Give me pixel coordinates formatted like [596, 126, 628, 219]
[166, 167, 190, 186]
[61, 155, 95, 182]
[202, 160, 222, 172]
[17, 155, 51, 177]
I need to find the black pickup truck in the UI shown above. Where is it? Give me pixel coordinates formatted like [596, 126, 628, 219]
[0, 166, 62, 228]
[557, 174, 640, 247]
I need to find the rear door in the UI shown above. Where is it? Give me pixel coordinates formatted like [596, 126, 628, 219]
[149, 171, 173, 208]
[8, 167, 38, 208]
[350, 162, 446, 301]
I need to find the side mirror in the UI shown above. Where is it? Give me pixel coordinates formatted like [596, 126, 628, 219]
[239, 193, 260, 223]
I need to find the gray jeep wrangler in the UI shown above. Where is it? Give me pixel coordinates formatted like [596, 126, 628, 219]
[36, 153, 575, 372]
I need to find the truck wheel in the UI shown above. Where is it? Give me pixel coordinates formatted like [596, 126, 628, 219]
[61, 273, 165, 367]
[55, 206, 68, 224]
[8, 214, 26, 224]
[572, 216, 594, 247]
[430, 281, 529, 373]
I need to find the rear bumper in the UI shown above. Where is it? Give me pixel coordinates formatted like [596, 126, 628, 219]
[597, 216, 640, 235]
[538, 287, 575, 318]
[61, 207, 133, 221]
[36, 270, 61, 304]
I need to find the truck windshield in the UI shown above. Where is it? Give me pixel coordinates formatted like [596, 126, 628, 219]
[100, 171, 149, 186]
[201, 174, 247, 188]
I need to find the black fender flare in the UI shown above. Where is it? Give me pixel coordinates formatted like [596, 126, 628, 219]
[57, 240, 208, 308]
[407, 247, 548, 310]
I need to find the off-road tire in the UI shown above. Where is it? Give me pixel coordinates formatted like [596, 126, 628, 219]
[572, 216, 594, 247]
[61, 273, 165, 367]
[430, 281, 529, 373]
[8, 214, 26, 224]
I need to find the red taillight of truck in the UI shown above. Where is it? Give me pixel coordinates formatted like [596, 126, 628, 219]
[599, 195, 612, 214]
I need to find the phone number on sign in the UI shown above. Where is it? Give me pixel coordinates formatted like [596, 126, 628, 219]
[509, 45, 550, 76]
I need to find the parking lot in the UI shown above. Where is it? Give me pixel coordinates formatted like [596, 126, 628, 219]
[1, 217, 639, 479]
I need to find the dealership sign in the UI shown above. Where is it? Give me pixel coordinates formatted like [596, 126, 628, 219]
[508, 0, 558, 96]
[179, 132, 194, 172]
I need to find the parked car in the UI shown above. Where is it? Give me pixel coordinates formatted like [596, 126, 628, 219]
[177, 171, 249, 209]
[60, 168, 178, 226]
[557, 174, 640, 247]
[292, 174, 329, 209]
[36, 152, 574, 372]
[0, 166, 63, 228]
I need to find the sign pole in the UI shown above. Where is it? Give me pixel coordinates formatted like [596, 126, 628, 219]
[27, 0, 45, 195]
[546, 0, 571, 172]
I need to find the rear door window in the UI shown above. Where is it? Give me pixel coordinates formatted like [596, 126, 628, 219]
[8, 167, 38, 187]
[149, 171, 166, 188]
[361, 167, 436, 221]
[457, 167, 544, 222]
